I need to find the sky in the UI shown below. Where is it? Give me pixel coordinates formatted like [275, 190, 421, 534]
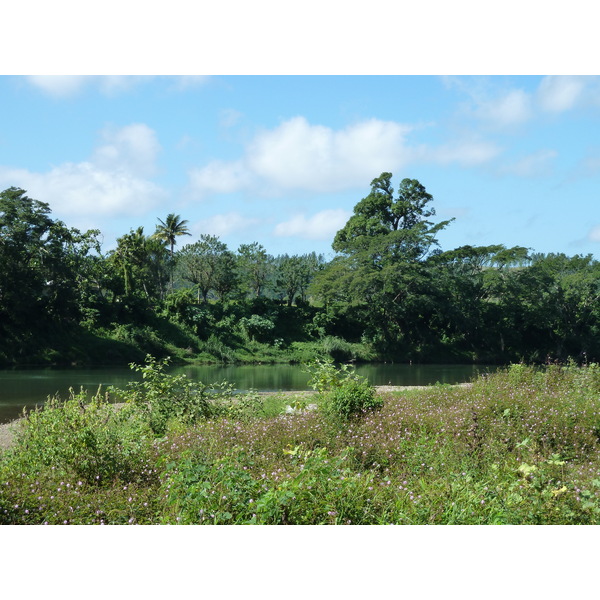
[1, 74, 599, 261]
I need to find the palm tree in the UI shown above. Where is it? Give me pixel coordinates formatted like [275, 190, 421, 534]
[153, 213, 191, 259]
[153, 214, 191, 291]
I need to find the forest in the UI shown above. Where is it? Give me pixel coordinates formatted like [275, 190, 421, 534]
[1, 173, 599, 367]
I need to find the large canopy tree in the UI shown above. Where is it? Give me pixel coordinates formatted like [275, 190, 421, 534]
[314, 174, 454, 355]
[333, 174, 452, 261]
[237, 242, 273, 298]
[176, 235, 231, 303]
[0, 187, 102, 358]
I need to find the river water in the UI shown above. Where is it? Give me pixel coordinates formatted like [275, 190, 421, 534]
[0, 363, 497, 424]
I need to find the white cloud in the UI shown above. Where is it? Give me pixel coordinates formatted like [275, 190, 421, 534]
[537, 76, 587, 113]
[588, 224, 600, 243]
[0, 163, 166, 218]
[274, 209, 351, 240]
[499, 149, 558, 177]
[444, 77, 533, 127]
[188, 116, 504, 200]
[248, 117, 412, 192]
[188, 159, 255, 195]
[475, 89, 533, 126]
[0, 123, 167, 220]
[25, 75, 152, 97]
[26, 75, 89, 97]
[422, 138, 501, 167]
[189, 116, 413, 197]
[191, 212, 260, 238]
[93, 123, 161, 177]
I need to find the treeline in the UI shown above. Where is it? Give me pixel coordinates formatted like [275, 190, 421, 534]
[1, 176, 599, 367]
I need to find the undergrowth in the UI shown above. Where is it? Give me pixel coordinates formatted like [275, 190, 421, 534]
[2, 360, 600, 524]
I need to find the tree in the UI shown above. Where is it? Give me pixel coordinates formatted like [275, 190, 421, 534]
[333, 174, 451, 261]
[212, 249, 239, 302]
[0, 187, 102, 358]
[153, 213, 191, 259]
[313, 174, 454, 357]
[176, 235, 230, 303]
[274, 255, 304, 306]
[237, 242, 273, 298]
[109, 227, 149, 298]
[274, 253, 325, 306]
[152, 213, 191, 292]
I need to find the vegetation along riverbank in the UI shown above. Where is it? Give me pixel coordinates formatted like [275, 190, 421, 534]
[1, 175, 599, 369]
[1, 358, 599, 524]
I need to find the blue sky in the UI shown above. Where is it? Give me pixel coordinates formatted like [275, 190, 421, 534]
[1, 75, 599, 260]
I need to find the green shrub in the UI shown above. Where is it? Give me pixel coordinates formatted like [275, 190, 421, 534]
[112, 355, 234, 435]
[238, 314, 275, 343]
[321, 377, 382, 421]
[5, 387, 153, 485]
[306, 358, 382, 420]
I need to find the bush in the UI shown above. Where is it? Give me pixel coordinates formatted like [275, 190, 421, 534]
[5, 387, 154, 485]
[112, 355, 234, 435]
[238, 314, 275, 343]
[306, 358, 383, 421]
[321, 377, 382, 421]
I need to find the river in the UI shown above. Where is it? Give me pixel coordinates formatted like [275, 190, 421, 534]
[0, 363, 497, 424]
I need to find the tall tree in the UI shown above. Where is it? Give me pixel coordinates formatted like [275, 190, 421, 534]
[0, 187, 101, 357]
[176, 235, 230, 303]
[314, 174, 454, 356]
[108, 227, 150, 298]
[274, 253, 325, 306]
[152, 213, 191, 291]
[237, 242, 273, 298]
[333, 173, 452, 260]
[153, 213, 191, 258]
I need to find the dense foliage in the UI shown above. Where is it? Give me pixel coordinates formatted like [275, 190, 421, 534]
[1, 177, 599, 367]
[2, 361, 600, 524]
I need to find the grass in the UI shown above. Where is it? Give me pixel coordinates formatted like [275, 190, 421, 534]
[1, 360, 600, 524]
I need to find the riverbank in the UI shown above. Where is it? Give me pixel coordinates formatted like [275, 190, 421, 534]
[2, 365, 599, 525]
[0, 384, 474, 451]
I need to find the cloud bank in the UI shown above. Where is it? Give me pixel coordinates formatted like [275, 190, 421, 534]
[0, 123, 167, 219]
[274, 209, 352, 240]
[188, 116, 503, 199]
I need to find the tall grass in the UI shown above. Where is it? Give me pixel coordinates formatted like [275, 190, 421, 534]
[1, 361, 599, 524]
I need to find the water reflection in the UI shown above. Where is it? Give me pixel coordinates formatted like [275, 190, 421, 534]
[0, 363, 497, 424]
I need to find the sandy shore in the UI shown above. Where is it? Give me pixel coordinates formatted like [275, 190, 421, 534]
[0, 419, 25, 452]
[0, 384, 472, 452]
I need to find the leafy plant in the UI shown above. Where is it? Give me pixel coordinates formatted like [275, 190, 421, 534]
[160, 449, 261, 524]
[112, 354, 234, 435]
[6, 386, 153, 485]
[305, 358, 382, 420]
[253, 446, 379, 524]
